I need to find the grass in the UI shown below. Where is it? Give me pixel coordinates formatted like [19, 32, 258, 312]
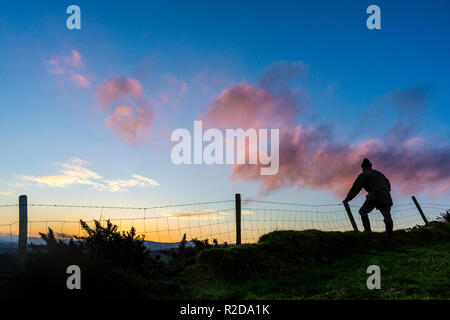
[176, 242, 450, 299]
[175, 222, 450, 300]
[1, 222, 449, 300]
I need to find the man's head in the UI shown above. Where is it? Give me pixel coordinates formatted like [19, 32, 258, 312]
[361, 158, 372, 170]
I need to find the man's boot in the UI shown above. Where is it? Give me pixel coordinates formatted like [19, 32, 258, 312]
[385, 223, 393, 236]
[361, 215, 371, 232]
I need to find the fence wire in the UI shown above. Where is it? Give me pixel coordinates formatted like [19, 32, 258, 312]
[240, 200, 448, 243]
[1, 200, 236, 252]
[0, 199, 448, 253]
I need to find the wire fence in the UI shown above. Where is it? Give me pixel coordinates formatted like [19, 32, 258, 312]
[241, 200, 447, 243]
[0, 200, 237, 253]
[0, 197, 448, 253]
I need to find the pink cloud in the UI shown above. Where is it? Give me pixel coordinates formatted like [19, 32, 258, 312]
[200, 63, 450, 198]
[70, 72, 90, 88]
[45, 59, 64, 75]
[106, 105, 154, 145]
[44, 49, 90, 88]
[96, 76, 143, 108]
[63, 49, 83, 68]
[200, 83, 296, 129]
[229, 122, 450, 198]
[96, 76, 154, 144]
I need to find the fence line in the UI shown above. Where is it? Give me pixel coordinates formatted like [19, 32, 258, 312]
[0, 195, 448, 254]
[26, 199, 234, 211]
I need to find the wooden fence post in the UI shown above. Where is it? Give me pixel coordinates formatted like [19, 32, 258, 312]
[412, 196, 429, 225]
[235, 193, 241, 246]
[343, 201, 359, 232]
[19, 195, 28, 273]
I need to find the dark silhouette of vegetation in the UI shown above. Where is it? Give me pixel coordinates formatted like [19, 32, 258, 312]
[191, 237, 221, 250]
[166, 234, 230, 275]
[75, 219, 159, 273]
[179, 233, 187, 250]
[33, 220, 160, 274]
[3, 218, 449, 300]
[29, 227, 82, 258]
[10, 219, 171, 299]
[39, 227, 58, 246]
[438, 209, 450, 222]
[191, 238, 211, 250]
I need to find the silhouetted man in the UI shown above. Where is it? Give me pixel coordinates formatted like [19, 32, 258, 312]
[343, 158, 393, 235]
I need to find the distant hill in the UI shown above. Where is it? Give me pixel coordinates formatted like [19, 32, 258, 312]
[0, 241, 16, 254]
[0, 237, 195, 253]
[144, 240, 194, 251]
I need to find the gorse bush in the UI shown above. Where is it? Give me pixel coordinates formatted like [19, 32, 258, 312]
[190, 237, 223, 250]
[191, 238, 213, 250]
[75, 219, 159, 273]
[35, 219, 160, 275]
[179, 233, 188, 250]
[20, 219, 167, 299]
[38, 227, 58, 247]
[32, 227, 82, 257]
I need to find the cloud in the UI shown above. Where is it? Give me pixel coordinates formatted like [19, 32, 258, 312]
[17, 159, 159, 192]
[70, 73, 90, 88]
[167, 209, 230, 220]
[18, 159, 102, 188]
[201, 62, 450, 198]
[105, 105, 154, 145]
[0, 192, 12, 196]
[105, 174, 159, 192]
[62, 49, 83, 68]
[96, 76, 144, 108]
[45, 59, 64, 75]
[96, 76, 154, 145]
[44, 49, 90, 88]
[231, 126, 450, 197]
[200, 61, 307, 130]
[352, 85, 431, 142]
[200, 83, 296, 129]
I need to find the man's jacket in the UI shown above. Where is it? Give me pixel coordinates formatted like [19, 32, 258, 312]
[344, 168, 393, 206]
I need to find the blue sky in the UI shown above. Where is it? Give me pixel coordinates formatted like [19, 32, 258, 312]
[0, 0, 449, 223]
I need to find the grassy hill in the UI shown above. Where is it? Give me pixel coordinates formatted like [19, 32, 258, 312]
[174, 222, 450, 299]
[1, 221, 448, 300]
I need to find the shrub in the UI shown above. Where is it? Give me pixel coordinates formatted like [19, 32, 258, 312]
[438, 209, 450, 222]
[168, 235, 225, 274]
[75, 219, 160, 274]
[33, 220, 160, 275]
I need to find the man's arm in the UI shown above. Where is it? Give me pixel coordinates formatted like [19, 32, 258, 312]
[343, 173, 366, 203]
